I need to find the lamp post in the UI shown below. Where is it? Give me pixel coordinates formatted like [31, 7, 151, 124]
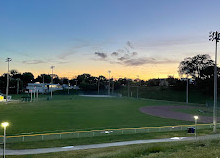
[209, 31, 220, 133]
[186, 77, 189, 104]
[137, 75, 139, 99]
[5, 58, 12, 103]
[194, 116, 198, 138]
[50, 66, 55, 98]
[108, 70, 111, 95]
[1, 122, 9, 158]
[97, 77, 100, 95]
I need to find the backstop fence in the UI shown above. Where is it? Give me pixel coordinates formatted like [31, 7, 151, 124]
[0, 123, 218, 143]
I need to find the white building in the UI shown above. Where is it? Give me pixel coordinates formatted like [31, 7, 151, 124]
[26, 83, 63, 93]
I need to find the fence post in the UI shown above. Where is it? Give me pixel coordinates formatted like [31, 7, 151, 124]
[60, 134, 62, 139]
[41, 135, 44, 141]
[135, 129, 136, 134]
[22, 136, 25, 142]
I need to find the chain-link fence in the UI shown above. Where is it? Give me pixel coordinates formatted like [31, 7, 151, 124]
[0, 123, 217, 143]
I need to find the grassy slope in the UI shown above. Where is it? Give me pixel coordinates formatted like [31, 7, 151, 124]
[7, 129, 216, 149]
[0, 95, 192, 135]
[8, 136, 220, 158]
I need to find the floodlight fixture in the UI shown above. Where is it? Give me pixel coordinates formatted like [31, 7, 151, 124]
[1, 122, 9, 128]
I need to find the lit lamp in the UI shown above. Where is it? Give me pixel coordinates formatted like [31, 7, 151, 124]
[1, 122, 9, 158]
[194, 116, 198, 138]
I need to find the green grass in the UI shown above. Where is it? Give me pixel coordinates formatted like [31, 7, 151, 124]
[173, 106, 220, 117]
[7, 133, 220, 158]
[117, 86, 214, 104]
[0, 95, 193, 135]
[6, 128, 217, 150]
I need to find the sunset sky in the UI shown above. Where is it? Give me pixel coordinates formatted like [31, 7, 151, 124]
[0, 0, 220, 80]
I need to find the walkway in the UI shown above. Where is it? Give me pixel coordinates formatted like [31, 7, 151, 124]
[1, 135, 220, 155]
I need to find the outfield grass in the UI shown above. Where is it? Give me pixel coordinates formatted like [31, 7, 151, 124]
[7, 132, 220, 158]
[118, 86, 214, 104]
[173, 106, 220, 117]
[0, 95, 193, 135]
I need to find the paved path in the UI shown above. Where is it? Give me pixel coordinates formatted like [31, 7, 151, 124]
[1, 134, 220, 156]
[140, 105, 220, 123]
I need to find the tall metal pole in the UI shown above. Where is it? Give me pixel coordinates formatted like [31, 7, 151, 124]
[108, 70, 111, 95]
[68, 79, 70, 95]
[213, 39, 218, 133]
[17, 78, 20, 95]
[50, 66, 55, 98]
[98, 78, 100, 94]
[3, 126, 6, 158]
[137, 75, 139, 99]
[112, 77, 114, 94]
[186, 78, 189, 104]
[209, 31, 219, 133]
[5, 58, 12, 103]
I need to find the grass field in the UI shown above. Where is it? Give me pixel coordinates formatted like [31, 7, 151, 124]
[0, 95, 193, 135]
[118, 86, 215, 104]
[173, 106, 220, 117]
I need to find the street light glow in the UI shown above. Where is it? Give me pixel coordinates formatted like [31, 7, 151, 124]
[194, 116, 198, 120]
[1, 122, 9, 128]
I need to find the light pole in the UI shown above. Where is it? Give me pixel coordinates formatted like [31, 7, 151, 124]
[137, 75, 139, 99]
[1, 122, 9, 158]
[186, 77, 189, 104]
[5, 58, 12, 103]
[209, 31, 220, 133]
[97, 77, 100, 95]
[50, 66, 55, 98]
[194, 116, 198, 138]
[108, 70, 111, 95]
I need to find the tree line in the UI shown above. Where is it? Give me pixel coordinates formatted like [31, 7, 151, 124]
[0, 54, 218, 95]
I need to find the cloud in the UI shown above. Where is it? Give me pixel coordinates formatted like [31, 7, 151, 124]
[111, 52, 119, 56]
[22, 60, 46, 64]
[123, 57, 178, 66]
[94, 52, 107, 59]
[127, 41, 134, 49]
[57, 51, 76, 60]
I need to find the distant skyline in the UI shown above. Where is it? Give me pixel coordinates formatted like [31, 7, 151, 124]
[0, 0, 220, 80]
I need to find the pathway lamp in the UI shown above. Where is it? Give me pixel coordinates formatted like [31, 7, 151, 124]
[1, 122, 9, 158]
[194, 116, 198, 138]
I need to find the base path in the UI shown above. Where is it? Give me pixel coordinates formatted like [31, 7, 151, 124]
[140, 105, 220, 123]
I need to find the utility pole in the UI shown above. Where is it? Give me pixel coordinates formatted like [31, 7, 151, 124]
[5, 58, 12, 103]
[50, 66, 55, 98]
[137, 75, 139, 99]
[112, 77, 114, 94]
[209, 31, 220, 133]
[98, 77, 100, 95]
[186, 78, 189, 104]
[17, 78, 20, 95]
[108, 70, 111, 95]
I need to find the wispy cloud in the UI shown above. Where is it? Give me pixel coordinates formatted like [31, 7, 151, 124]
[93, 41, 178, 66]
[94, 52, 107, 59]
[22, 60, 46, 64]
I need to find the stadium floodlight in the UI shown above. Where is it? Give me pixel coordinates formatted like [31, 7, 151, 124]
[209, 31, 220, 133]
[1, 122, 9, 158]
[108, 70, 111, 95]
[194, 116, 198, 138]
[50, 66, 55, 98]
[5, 58, 12, 103]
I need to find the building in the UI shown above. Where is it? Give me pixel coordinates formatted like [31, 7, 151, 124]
[26, 83, 63, 93]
